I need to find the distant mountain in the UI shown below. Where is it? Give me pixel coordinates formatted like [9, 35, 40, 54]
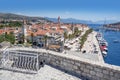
[0, 13, 50, 22]
[46, 17, 93, 24]
[110, 22, 120, 25]
[46, 17, 119, 24]
[94, 20, 119, 24]
[104, 22, 120, 30]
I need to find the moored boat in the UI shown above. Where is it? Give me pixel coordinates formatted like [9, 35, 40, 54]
[102, 51, 107, 55]
[96, 32, 108, 56]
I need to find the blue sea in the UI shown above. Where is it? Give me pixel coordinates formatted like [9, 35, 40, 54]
[89, 24, 120, 66]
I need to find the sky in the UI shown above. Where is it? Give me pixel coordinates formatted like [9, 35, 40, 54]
[0, 0, 120, 21]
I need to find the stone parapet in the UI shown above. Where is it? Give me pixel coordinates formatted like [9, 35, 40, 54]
[7, 48, 120, 80]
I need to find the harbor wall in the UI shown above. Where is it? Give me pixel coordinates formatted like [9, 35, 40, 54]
[8, 48, 120, 80]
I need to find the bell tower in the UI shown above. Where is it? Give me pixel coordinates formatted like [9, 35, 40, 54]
[22, 20, 27, 44]
[58, 16, 61, 27]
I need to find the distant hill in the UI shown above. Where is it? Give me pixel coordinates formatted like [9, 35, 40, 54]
[0, 13, 50, 22]
[104, 22, 120, 30]
[46, 17, 93, 24]
[94, 20, 119, 24]
[108, 22, 120, 25]
[0, 13, 119, 24]
[46, 17, 119, 24]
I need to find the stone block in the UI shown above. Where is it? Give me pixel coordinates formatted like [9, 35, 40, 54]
[80, 64, 86, 68]
[97, 72, 103, 78]
[75, 62, 81, 66]
[94, 67, 102, 72]
[76, 70, 82, 74]
[61, 61, 67, 66]
[80, 67, 84, 72]
[70, 60, 75, 64]
[103, 75, 110, 80]
[110, 71, 114, 76]
[103, 69, 109, 75]
[86, 65, 93, 70]
[114, 73, 120, 78]
[90, 71, 96, 76]
[73, 65, 78, 70]
[83, 68, 90, 74]
[110, 76, 118, 80]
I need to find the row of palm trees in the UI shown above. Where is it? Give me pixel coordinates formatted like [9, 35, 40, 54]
[63, 27, 82, 42]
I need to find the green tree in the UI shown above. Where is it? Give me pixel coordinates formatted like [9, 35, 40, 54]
[79, 28, 93, 50]
[64, 32, 68, 42]
[0, 33, 15, 44]
[31, 33, 34, 46]
[0, 25, 4, 29]
[44, 35, 48, 48]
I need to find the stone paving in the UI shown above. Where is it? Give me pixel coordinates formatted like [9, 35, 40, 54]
[0, 65, 81, 80]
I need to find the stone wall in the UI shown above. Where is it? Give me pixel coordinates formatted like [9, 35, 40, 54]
[8, 48, 120, 80]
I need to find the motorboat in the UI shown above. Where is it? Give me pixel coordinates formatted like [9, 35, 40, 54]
[96, 32, 103, 41]
[113, 40, 120, 43]
[99, 39, 108, 46]
[102, 51, 107, 55]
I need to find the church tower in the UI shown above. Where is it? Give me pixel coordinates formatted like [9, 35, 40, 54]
[58, 16, 61, 27]
[22, 20, 27, 44]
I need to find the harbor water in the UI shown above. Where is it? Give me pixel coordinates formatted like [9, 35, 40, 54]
[89, 24, 120, 66]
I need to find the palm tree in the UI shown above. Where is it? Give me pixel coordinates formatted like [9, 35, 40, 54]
[31, 33, 34, 46]
[63, 32, 67, 42]
[21, 34, 24, 44]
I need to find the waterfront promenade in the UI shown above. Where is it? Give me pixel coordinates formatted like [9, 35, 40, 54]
[81, 31, 104, 63]
[64, 31, 104, 63]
